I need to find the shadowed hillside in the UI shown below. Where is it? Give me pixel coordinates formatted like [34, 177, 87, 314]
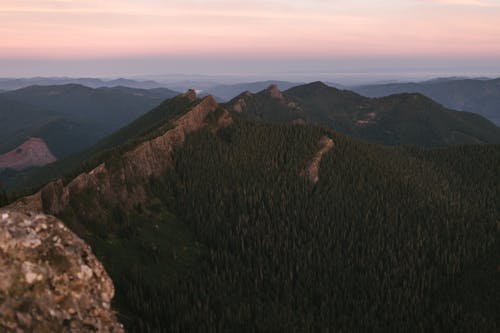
[0, 84, 179, 162]
[354, 77, 500, 125]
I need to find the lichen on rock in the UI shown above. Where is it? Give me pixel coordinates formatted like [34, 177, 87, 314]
[0, 210, 123, 333]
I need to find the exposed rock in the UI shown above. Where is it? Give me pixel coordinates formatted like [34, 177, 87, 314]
[0, 210, 123, 332]
[40, 179, 69, 214]
[216, 109, 234, 128]
[266, 84, 284, 100]
[355, 112, 378, 127]
[11, 95, 229, 225]
[232, 98, 246, 113]
[181, 89, 197, 102]
[302, 136, 334, 183]
[0, 138, 57, 171]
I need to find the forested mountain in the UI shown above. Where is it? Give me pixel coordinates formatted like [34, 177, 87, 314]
[0, 84, 179, 159]
[4, 92, 498, 332]
[1, 84, 178, 126]
[0, 90, 199, 191]
[227, 81, 500, 147]
[354, 77, 500, 125]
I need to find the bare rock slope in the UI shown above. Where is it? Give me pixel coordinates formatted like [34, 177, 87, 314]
[302, 136, 334, 183]
[0, 138, 56, 171]
[0, 210, 123, 333]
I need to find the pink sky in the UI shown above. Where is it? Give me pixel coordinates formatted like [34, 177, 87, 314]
[2, 0, 500, 59]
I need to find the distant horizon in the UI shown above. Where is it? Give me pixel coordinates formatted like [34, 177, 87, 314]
[2, 0, 500, 83]
[1, 69, 499, 87]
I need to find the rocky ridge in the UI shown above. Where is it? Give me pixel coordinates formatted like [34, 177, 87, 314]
[13, 94, 229, 223]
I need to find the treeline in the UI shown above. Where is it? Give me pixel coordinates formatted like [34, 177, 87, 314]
[57, 120, 499, 332]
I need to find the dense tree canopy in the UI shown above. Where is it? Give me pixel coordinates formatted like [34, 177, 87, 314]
[54, 119, 499, 332]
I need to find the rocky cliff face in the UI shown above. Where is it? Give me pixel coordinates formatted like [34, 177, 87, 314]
[15, 95, 228, 225]
[0, 209, 123, 332]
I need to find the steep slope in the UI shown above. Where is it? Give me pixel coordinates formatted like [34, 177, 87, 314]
[6, 94, 499, 331]
[226, 82, 500, 146]
[354, 77, 500, 125]
[0, 90, 202, 192]
[0, 138, 56, 171]
[18, 94, 227, 224]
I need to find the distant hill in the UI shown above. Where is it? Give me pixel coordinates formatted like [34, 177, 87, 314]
[226, 82, 500, 147]
[353, 78, 500, 125]
[205, 80, 302, 101]
[0, 84, 179, 159]
[0, 77, 167, 91]
[0, 90, 200, 190]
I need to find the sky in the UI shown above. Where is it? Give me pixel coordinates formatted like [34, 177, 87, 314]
[1, 0, 500, 82]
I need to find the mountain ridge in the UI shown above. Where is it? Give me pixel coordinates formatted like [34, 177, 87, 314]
[226, 82, 500, 147]
[12, 94, 228, 224]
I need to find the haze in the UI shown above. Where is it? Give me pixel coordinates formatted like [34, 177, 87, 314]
[1, 0, 500, 82]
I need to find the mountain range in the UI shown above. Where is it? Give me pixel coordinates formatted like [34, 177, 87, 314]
[354, 77, 500, 125]
[0, 84, 179, 162]
[0, 77, 167, 90]
[2, 81, 500, 191]
[4, 88, 498, 331]
[227, 82, 500, 147]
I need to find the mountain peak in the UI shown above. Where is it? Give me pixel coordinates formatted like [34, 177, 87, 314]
[265, 84, 284, 100]
[309, 81, 329, 88]
[306, 81, 329, 89]
[200, 94, 217, 106]
[285, 81, 349, 100]
[182, 89, 197, 102]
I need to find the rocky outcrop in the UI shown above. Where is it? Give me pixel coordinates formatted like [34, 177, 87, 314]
[12, 95, 228, 224]
[231, 91, 252, 113]
[266, 84, 284, 101]
[302, 136, 334, 183]
[0, 138, 56, 171]
[0, 210, 123, 332]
